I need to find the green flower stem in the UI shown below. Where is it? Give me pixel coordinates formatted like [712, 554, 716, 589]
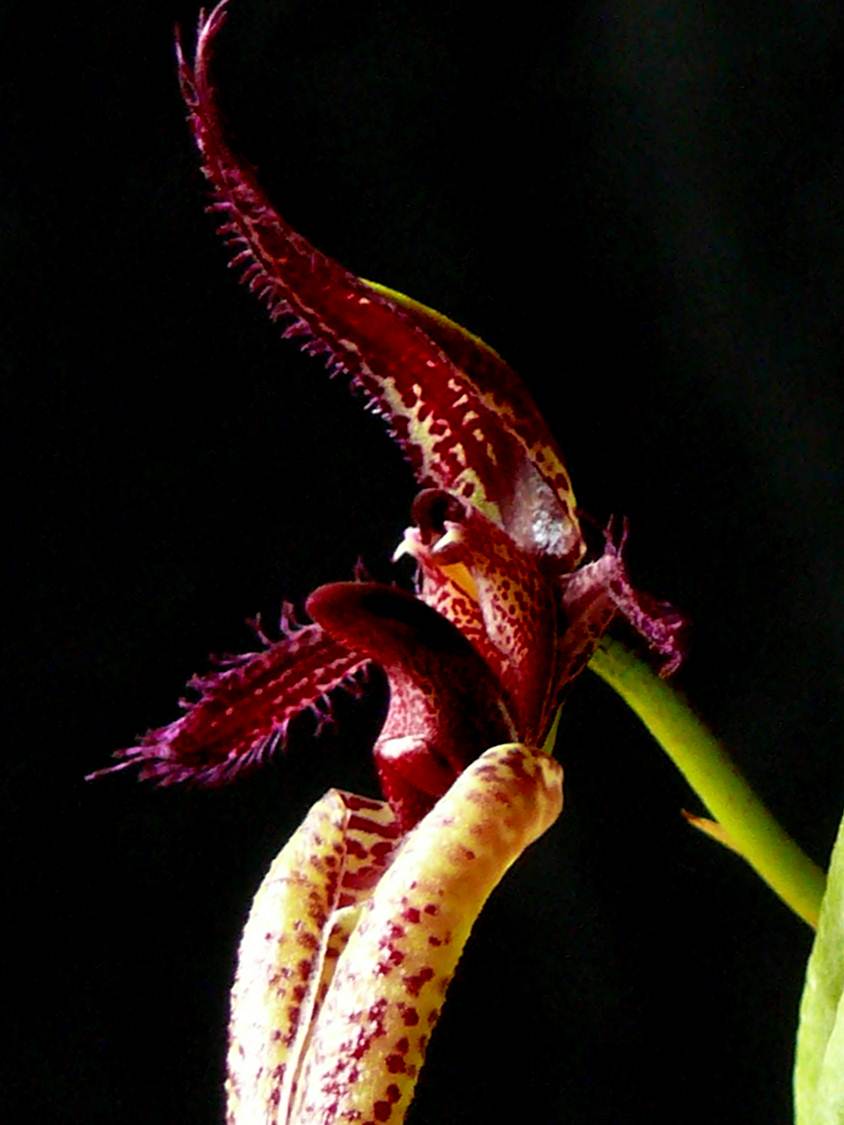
[588, 637, 826, 929]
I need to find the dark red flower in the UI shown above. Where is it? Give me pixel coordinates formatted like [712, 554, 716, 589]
[89, 0, 683, 832]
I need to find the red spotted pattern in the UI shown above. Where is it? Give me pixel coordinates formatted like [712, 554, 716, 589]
[97, 6, 688, 1121]
[398, 501, 684, 751]
[93, 6, 685, 826]
[415, 505, 560, 741]
[287, 744, 563, 1123]
[227, 787, 400, 1123]
[176, 2, 582, 546]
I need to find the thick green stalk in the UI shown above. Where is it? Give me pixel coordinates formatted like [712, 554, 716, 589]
[589, 637, 825, 928]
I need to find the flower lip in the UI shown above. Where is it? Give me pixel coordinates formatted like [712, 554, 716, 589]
[306, 581, 479, 659]
[307, 580, 518, 830]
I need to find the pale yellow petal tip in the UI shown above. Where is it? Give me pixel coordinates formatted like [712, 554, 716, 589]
[391, 527, 418, 563]
[429, 525, 464, 553]
[682, 809, 743, 856]
[471, 742, 564, 836]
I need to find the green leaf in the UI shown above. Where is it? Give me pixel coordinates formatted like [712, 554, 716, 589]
[795, 813, 844, 1124]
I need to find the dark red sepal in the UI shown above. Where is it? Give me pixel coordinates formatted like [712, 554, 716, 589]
[175, 3, 578, 542]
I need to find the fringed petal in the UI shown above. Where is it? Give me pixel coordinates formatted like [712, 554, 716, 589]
[227, 789, 400, 1123]
[558, 525, 686, 683]
[527, 524, 686, 734]
[306, 583, 515, 829]
[89, 624, 368, 785]
[176, 2, 571, 533]
[290, 743, 563, 1123]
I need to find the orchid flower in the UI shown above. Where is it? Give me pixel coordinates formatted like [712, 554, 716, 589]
[91, 2, 687, 1120]
[95, 0, 683, 822]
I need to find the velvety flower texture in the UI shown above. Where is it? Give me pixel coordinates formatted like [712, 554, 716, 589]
[94, 1, 682, 827]
[93, 3, 684, 1121]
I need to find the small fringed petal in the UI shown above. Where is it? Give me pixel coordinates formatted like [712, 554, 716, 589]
[88, 625, 368, 785]
[559, 525, 686, 680]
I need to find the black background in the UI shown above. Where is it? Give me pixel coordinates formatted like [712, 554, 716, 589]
[5, 1, 844, 1121]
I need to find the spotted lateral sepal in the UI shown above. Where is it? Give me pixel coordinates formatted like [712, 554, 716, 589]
[289, 743, 563, 1123]
[226, 789, 401, 1123]
[227, 744, 562, 1123]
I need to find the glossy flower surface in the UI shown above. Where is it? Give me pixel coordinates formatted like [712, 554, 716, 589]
[226, 741, 563, 1124]
[92, 1, 682, 833]
[92, 4, 685, 1121]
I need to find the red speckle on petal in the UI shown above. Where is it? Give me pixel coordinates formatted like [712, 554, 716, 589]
[347, 812, 403, 840]
[373, 1101, 392, 1122]
[403, 966, 434, 997]
[369, 998, 389, 1022]
[345, 794, 387, 812]
[345, 837, 369, 859]
[398, 1005, 419, 1027]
